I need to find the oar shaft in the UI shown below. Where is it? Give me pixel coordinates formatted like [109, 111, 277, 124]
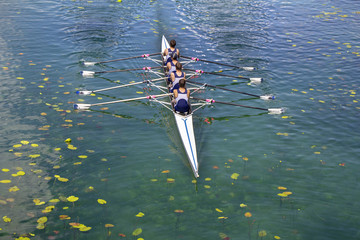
[191, 97, 268, 111]
[187, 80, 260, 98]
[184, 68, 251, 80]
[95, 66, 163, 74]
[182, 55, 245, 69]
[91, 93, 172, 107]
[93, 77, 166, 93]
[98, 52, 161, 64]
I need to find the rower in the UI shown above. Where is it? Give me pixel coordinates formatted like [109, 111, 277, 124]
[166, 52, 178, 83]
[163, 39, 180, 64]
[173, 78, 190, 113]
[170, 62, 186, 92]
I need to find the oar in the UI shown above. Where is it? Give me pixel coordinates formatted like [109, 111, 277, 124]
[76, 77, 167, 95]
[182, 55, 255, 71]
[74, 93, 173, 110]
[191, 97, 283, 114]
[184, 69, 262, 83]
[83, 52, 161, 66]
[187, 80, 274, 100]
[81, 66, 164, 77]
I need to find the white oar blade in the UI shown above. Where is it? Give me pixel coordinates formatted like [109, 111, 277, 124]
[81, 71, 95, 77]
[250, 77, 263, 83]
[260, 95, 275, 100]
[83, 62, 96, 67]
[73, 104, 91, 110]
[268, 108, 284, 114]
[243, 67, 255, 71]
[76, 90, 93, 95]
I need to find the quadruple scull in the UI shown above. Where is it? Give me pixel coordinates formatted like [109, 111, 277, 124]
[74, 35, 284, 178]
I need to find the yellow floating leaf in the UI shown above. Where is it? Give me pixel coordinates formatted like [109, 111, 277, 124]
[136, 91, 143, 94]
[59, 215, 71, 220]
[97, 199, 107, 204]
[240, 203, 247, 208]
[278, 186, 287, 190]
[58, 177, 69, 182]
[3, 216, 11, 222]
[42, 206, 55, 214]
[37, 216, 48, 224]
[78, 155, 87, 159]
[9, 186, 20, 192]
[67, 145, 77, 150]
[36, 223, 45, 230]
[167, 178, 175, 183]
[54, 148, 61, 151]
[244, 212, 252, 218]
[161, 170, 170, 173]
[136, 212, 145, 217]
[79, 226, 92, 232]
[67, 196, 79, 202]
[2, 168, 10, 172]
[31, 144, 39, 147]
[17, 171, 25, 176]
[21, 140, 29, 145]
[277, 193, 288, 197]
[215, 208, 223, 213]
[29, 154, 41, 158]
[0, 180, 11, 183]
[64, 138, 71, 143]
[258, 230, 267, 237]
[274, 236, 281, 239]
[231, 173, 240, 180]
[73, 162, 82, 165]
[205, 178, 211, 181]
[283, 191, 293, 196]
[204, 185, 211, 189]
[49, 199, 60, 203]
[13, 144, 22, 148]
[105, 223, 115, 228]
[132, 228, 142, 236]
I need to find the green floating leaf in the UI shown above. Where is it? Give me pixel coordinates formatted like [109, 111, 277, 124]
[132, 228, 142, 236]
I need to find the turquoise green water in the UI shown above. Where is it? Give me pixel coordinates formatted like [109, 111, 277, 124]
[0, 0, 359, 239]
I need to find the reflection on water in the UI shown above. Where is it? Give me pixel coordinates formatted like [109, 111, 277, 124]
[0, 0, 359, 239]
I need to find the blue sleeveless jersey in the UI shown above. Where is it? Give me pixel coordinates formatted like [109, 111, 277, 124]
[174, 88, 189, 113]
[170, 71, 185, 92]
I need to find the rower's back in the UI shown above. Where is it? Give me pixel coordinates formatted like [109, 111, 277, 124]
[164, 39, 180, 64]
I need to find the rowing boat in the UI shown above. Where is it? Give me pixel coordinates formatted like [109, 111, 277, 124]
[75, 37, 284, 179]
[161, 36, 199, 178]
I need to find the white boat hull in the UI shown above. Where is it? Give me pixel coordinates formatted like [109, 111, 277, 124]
[161, 35, 199, 178]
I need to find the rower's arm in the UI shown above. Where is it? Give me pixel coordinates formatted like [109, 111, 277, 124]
[170, 72, 175, 82]
[163, 48, 168, 56]
[173, 89, 178, 99]
[187, 89, 190, 98]
[166, 62, 171, 71]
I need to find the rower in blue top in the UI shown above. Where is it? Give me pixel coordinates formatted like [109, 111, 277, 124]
[163, 39, 180, 64]
[170, 62, 186, 92]
[166, 52, 179, 83]
[173, 78, 190, 113]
